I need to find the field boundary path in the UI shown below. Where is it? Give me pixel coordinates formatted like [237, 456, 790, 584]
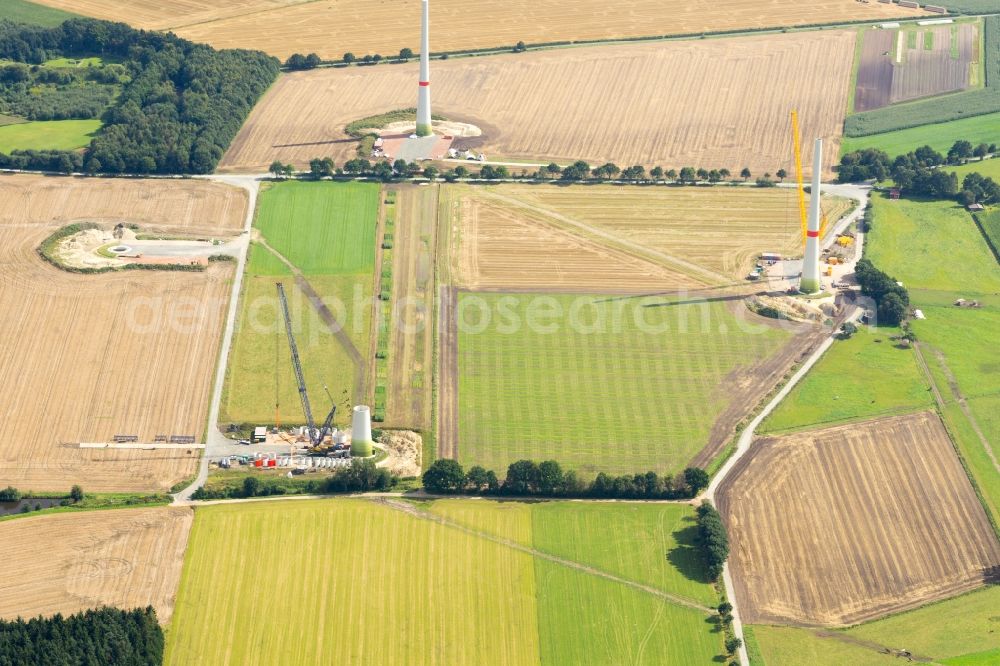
[173, 174, 262, 503]
[369, 497, 715, 614]
[703, 182, 869, 665]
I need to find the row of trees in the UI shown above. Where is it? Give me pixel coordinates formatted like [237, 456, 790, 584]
[0, 607, 163, 665]
[696, 501, 729, 581]
[422, 458, 710, 499]
[0, 19, 280, 174]
[0, 485, 83, 503]
[549, 160, 770, 184]
[839, 143, 1000, 204]
[191, 459, 396, 500]
[278, 155, 789, 187]
[855, 257, 910, 326]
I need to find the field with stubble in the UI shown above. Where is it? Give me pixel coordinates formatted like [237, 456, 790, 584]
[27, 0, 925, 60]
[0, 507, 192, 624]
[220, 31, 855, 176]
[439, 184, 702, 291]
[0, 174, 247, 236]
[0, 175, 245, 492]
[445, 184, 852, 286]
[718, 411, 1000, 627]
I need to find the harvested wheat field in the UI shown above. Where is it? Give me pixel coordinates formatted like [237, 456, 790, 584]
[444, 184, 850, 286]
[220, 31, 855, 176]
[718, 411, 1000, 627]
[0, 175, 245, 492]
[0, 507, 192, 623]
[36, 0, 925, 60]
[26, 0, 302, 31]
[440, 185, 702, 291]
[0, 174, 247, 236]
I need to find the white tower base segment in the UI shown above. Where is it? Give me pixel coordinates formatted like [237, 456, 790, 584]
[351, 405, 374, 457]
[416, 0, 432, 137]
[800, 138, 823, 294]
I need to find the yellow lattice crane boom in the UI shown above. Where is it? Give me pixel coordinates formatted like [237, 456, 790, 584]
[791, 110, 830, 243]
[791, 110, 809, 240]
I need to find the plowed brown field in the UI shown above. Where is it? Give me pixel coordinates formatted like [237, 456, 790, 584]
[219, 31, 856, 176]
[855, 23, 978, 112]
[0, 175, 245, 492]
[718, 411, 1000, 627]
[31, 0, 925, 60]
[0, 507, 192, 624]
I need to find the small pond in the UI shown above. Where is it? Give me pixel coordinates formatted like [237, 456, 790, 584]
[0, 497, 63, 516]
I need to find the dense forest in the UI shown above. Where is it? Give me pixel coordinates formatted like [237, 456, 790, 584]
[0, 607, 163, 666]
[0, 19, 279, 174]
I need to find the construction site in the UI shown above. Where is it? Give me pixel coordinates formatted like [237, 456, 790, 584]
[3, 1, 999, 665]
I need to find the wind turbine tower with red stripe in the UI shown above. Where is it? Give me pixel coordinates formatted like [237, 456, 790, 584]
[800, 137, 824, 294]
[415, 0, 432, 137]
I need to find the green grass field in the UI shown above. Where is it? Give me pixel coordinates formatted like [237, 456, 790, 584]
[455, 292, 794, 475]
[976, 209, 1000, 256]
[0, 0, 79, 26]
[42, 56, 105, 68]
[760, 327, 932, 433]
[165, 499, 724, 665]
[254, 181, 379, 275]
[911, 305, 1000, 526]
[749, 586, 1000, 665]
[867, 195, 1000, 297]
[0, 118, 100, 152]
[220, 182, 378, 426]
[841, 111, 1000, 158]
[749, 625, 898, 665]
[951, 157, 1000, 182]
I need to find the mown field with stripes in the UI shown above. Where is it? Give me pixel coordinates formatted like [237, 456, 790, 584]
[220, 181, 378, 426]
[165, 499, 724, 665]
[453, 292, 798, 476]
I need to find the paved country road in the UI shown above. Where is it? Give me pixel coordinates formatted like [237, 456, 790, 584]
[173, 174, 262, 503]
[701, 182, 870, 665]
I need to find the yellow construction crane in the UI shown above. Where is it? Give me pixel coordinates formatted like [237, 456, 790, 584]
[791, 110, 809, 241]
[791, 111, 830, 243]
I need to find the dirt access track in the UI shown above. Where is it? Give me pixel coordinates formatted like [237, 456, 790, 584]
[220, 30, 855, 176]
[0, 507, 192, 624]
[0, 174, 247, 492]
[31, 0, 926, 60]
[718, 411, 1000, 627]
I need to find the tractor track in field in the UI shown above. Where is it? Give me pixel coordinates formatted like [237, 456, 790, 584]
[370, 497, 715, 615]
[479, 190, 731, 286]
[256, 236, 368, 405]
[437, 286, 459, 460]
[914, 342, 1000, 476]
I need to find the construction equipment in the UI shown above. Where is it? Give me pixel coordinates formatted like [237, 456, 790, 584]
[276, 282, 337, 449]
[791, 110, 830, 242]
